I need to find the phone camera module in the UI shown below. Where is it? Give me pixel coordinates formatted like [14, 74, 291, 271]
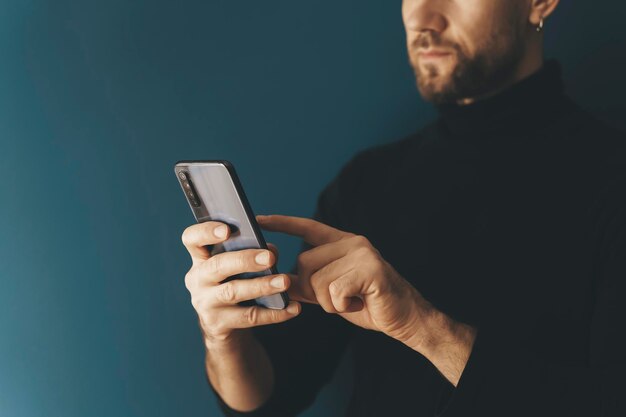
[179, 172, 201, 207]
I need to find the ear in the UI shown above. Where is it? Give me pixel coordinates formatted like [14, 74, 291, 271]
[528, 0, 560, 26]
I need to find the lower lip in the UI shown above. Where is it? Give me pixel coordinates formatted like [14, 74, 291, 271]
[419, 52, 451, 60]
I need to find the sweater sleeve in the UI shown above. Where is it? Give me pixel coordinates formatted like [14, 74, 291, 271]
[434, 170, 626, 417]
[210, 155, 365, 417]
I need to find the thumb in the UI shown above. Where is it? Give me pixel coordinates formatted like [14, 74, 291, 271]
[266, 242, 279, 264]
[285, 273, 318, 305]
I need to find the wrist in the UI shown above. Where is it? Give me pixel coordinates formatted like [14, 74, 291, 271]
[403, 302, 445, 355]
[397, 292, 438, 353]
[204, 329, 252, 354]
[403, 303, 476, 359]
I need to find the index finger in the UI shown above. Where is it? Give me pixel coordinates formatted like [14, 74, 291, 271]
[285, 273, 319, 305]
[181, 221, 230, 263]
[256, 214, 349, 247]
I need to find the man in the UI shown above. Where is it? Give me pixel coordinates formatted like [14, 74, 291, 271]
[181, 0, 626, 415]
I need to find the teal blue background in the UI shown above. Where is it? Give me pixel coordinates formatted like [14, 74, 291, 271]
[1, 1, 624, 416]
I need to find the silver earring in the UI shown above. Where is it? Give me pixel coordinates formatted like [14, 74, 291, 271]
[536, 17, 544, 32]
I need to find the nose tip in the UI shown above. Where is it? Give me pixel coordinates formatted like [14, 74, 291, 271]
[403, 4, 447, 34]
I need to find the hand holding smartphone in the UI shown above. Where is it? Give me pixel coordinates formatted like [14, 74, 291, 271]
[176, 161, 301, 408]
[175, 160, 290, 310]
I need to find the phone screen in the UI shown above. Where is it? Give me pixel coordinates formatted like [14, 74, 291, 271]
[175, 161, 289, 309]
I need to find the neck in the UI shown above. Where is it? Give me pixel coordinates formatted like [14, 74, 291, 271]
[435, 58, 569, 138]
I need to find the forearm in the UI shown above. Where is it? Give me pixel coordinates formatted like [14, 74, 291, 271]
[403, 305, 477, 387]
[205, 329, 275, 412]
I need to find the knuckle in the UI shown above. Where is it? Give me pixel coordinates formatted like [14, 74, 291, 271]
[207, 255, 222, 276]
[184, 271, 194, 292]
[191, 295, 205, 312]
[200, 308, 219, 330]
[270, 309, 284, 322]
[265, 309, 278, 323]
[365, 256, 384, 275]
[329, 280, 341, 296]
[352, 234, 370, 247]
[218, 282, 237, 303]
[244, 306, 259, 326]
[354, 244, 373, 258]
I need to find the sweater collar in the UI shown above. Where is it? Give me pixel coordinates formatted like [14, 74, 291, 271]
[434, 59, 568, 137]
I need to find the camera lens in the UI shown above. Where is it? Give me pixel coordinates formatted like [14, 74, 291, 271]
[178, 171, 187, 180]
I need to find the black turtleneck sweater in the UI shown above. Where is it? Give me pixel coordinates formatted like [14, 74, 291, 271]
[211, 59, 626, 417]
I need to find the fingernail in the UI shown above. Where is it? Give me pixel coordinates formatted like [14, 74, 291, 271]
[255, 251, 270, 265]
[214, 225, 228, 238]
[257, 215, 268, 222]
[270, 275, 284, 289]
[286, 302, 299, 314]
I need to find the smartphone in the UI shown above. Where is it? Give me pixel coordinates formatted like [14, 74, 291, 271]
[174, 160, 289, 310]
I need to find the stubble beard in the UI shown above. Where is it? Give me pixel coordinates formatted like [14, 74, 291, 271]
[411, 25, 526, 105]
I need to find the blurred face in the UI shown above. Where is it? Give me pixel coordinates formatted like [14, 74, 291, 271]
[402, 0, 528, 104]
